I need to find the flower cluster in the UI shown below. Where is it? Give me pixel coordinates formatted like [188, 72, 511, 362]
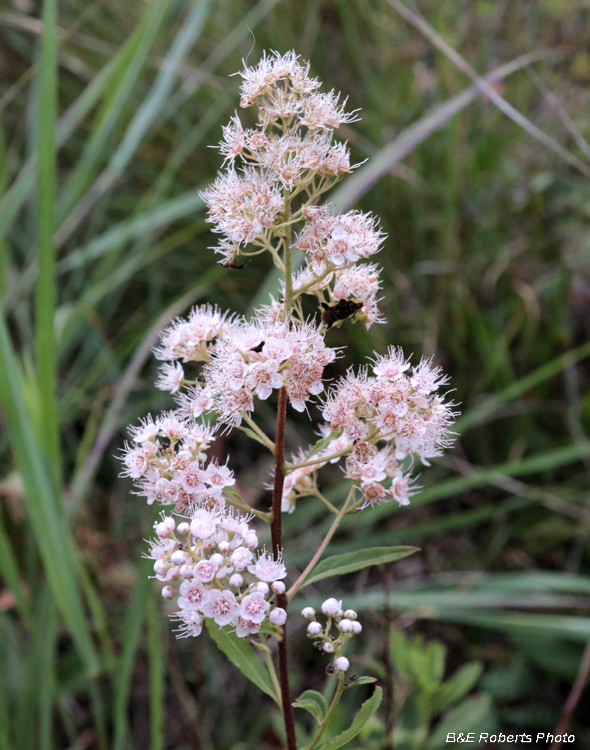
[120, 413, 227, 513]
[151, 509, 287, 639]
[204, 311, 337, 423]
[282, 347, 455, 510]
[302, 599, 362, 672]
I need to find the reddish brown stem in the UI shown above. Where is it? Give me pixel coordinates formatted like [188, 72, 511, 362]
[271, 387, 297, 750]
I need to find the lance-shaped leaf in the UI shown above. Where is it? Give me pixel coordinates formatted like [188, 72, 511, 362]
[302, 546, 418, 589]
[346, 676, 377, 688]
[206, 620, 279, 704]
[292, 690, 328, 725]
[321, 686, 382, 750]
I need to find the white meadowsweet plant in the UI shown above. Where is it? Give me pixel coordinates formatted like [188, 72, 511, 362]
[120, 50, 456, 750]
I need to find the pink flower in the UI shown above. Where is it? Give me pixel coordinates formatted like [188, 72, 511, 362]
[178, 581, 210, 611]
[194, 560, 217, 583]
[240, 592, 270, 624]
[248, 552, 287, 582]
[233, 615, 261, 638]
[201, 590, 239, 626]
[172, 609, 203, 638]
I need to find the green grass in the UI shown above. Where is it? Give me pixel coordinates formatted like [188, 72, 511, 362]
[1, 0, 590, 747]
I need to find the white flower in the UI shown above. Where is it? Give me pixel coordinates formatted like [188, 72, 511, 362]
[323, 642, 334, 653]
[229, 573, 243, 587]
[301, 607, 316, 619]
[240, 592, 270, 624]
[338, 619, 353, 633]
[307, 622, 322, 636]
[272, 581, 286, 594]
[335, 656, 349, 672]
[344, 609, 357, 620]
[352, 621, 362, 634]
[321, 598, 342, 617]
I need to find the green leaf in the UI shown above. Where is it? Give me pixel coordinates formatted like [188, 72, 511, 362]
[206, 620, 279, 704]
[292, 690, 328, 725]
[433, 662, 483, 713]
[429, 694, 497, 749]
[303, 547, 418, 588]
[321, 686, 382, 750]
[0, 315, 99, 677]
[347, 676, 377, 688]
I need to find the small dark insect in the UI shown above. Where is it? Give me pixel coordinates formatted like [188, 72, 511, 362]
[176, 544, 185, 551]
[250, 341, 265, 353]
[349, 674, 359, 682]
[321, 299, 363, 329]
[343, 679, 350, 687]
[223, 261, 245, 269]
[325, 664, 335, 675]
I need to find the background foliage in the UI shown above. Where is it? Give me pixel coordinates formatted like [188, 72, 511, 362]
[1, 0, 590, 747]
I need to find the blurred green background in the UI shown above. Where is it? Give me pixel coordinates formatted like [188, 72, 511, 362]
[1, 0, 590, 748]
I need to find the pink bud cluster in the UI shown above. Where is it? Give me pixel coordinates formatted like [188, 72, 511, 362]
[151, 509, 287, 639]
[302, 599, 361, 671]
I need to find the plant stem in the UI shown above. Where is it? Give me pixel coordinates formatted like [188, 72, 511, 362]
[271, 386, 297, 750]
[283, 190, 293, 317]
[306, 673, 346, 750]
[286, 488, 354, 602]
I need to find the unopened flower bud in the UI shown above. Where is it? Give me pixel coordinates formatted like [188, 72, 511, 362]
[256, 582, 270, 595]
[161, 585, 174, 600]
[243, 530, 258, 549]
[301, 607, 316, 619]
[307, 622, 322, 636]
[229, 573, 243, 587]
[344, 609, 357, 620]
[218, 541, 231, 553]
[323, 642, 334, 653]
[177, 522, 190, 536]
[352, 621, 362, 635]
[321, 598, 342, 617]
[338, 619, 353, 633]
[154, 559, 167, 576]
[156, 517, 175, 538]
[272, 581, 286, 594]
[209, 553, 224, 568]
[269, 607, 287, 626]
[179, 564, 194, 579]
[335, 656, 349, 672]
[171, 550, 187, 566]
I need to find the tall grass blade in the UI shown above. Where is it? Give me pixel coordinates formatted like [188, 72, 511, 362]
[0, 315, 99, 675]
[56, 0, 211, 247]
[0, 43, 132, 250]
[113, 559, 152, 750]
[35, 0, 60, 474]
[56, 0, 174, 232]
[457, 341, 590, 432]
